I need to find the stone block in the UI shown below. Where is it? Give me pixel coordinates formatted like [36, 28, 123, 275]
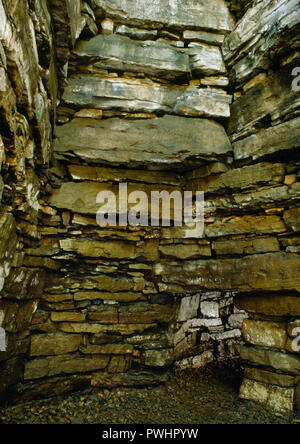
[233, 117, 300, 162]
[239, 378, 294, 413]
[51, 312, 86, 323]
[242, 320, 287, 349]
[235, 294, 300, 317]
[206, 215, 286, 238]
[108, 355, 132, 373]
[154, 253, 300, 293]
[200, 301, 219, 319]
[91, 370, 168, 388]
[92, 0, 234, 33]
[24, 355, 110, 380]
[30, 333, 82, 357]
[241, 346, 300, 375]
[244, 368, 298, 388]
[118, 304, 175, 324]
[175, 350, 214, 370]
[63, 74, 231, 118]
[188, 43, 226, 76]
[101, 18, 114, 35]
[284, 207, 300, 232]
[177, 295, 200, 322]
[74, 35, 190, 80]
[143, 349, 173, 367]
[87, 306, 118, 324]
[183, 30, 224, 46]
[59, 238, 160, 261]
[59, 323, 157, 335]
[213, 237, 280, 256]
[159, 244, 212, 259]
[53, 116, 232, 170]
[80, 344, 133, 355]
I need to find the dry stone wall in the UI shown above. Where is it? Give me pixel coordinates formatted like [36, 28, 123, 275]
[225, 0, 300, 414]
[21, 0, 236, 402]
[0, 0, 299, 414]
[174, 292, 247, 370]
[0, 0, 57, 401]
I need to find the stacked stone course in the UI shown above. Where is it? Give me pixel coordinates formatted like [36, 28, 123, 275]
[0, 0, 299, 414]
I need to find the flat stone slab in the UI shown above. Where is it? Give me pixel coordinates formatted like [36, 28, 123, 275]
[154, 253, 300, 293]
[54, 115, 232, 170]
[74, 34, 226, 79]
[74, 35, 190, 80]
[62, 76, 231, 118]
[233, 117, 300, 162]
[92, 0, 234, 33]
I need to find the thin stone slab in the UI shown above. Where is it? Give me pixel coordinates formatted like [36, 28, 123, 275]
[54, 115, 232, 170]
[233, 117, 300, 162]
[62, 76, 231, 118]
[73, 34, 190, 80]
[183, 30, 225, 46]
[116, 25, 158, 40]
[92, 0, 234, 33]
[154, 253, 300, 293]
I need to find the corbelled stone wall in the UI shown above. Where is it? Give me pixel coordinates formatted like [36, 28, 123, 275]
[0, 0, 299, 414]
[0, 0, 56, 401]
[22, 0, 235, 402]
[224, 0, 300, 414]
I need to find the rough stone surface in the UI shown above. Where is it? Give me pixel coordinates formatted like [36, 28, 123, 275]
[189, 43, 226, 76]
[233, 117, 300, 162]
[154, 253, 300, 293]
[0, 0, 299, 415]
[74, 35, 190, 80]
[30, 333, 82, 357]
[92, 0, 234, 33]
[241, 346, 300, 376]
[24, 355, 110, 380]
[242, 320, 287, 350]
[224, 0, 300, 84]
[235, 294, 300, 317]
[244, 367, 298, 388]
[62, 76, 231, 118]
[240, 379, 294, 413]
[54, 116, 232, 170]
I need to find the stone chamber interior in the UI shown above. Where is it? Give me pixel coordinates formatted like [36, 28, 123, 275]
[0, 0, 300, 416]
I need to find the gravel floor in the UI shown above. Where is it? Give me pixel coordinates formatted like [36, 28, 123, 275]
[0, 367, 297, 424]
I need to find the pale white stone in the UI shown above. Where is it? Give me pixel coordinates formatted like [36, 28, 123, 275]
[211, 329, 241, 341]
[177, 295, 200, 322]
[228, 313, 248, 328]
[101, 18, 114, 35]
[200, 301, 219, 318]
[240, 379, 294, 413]
[175, 350, 214, 370]
[189, 318, 222, 328]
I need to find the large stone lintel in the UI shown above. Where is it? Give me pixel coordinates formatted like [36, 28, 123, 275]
[154, 253, 300, 293]
[92, 0, 234, 33]
[54, 115, 232, 170]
